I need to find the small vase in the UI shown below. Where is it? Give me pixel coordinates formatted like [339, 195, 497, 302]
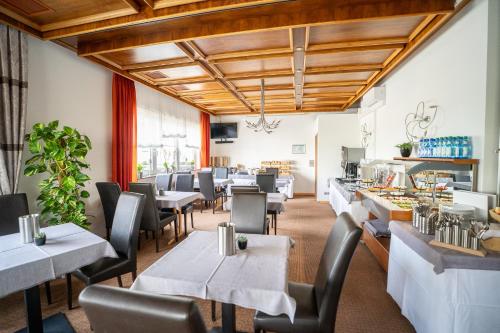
[400, 147, 412, 158]
[237, 239, 248, 250]
[34, 235, 46, 246]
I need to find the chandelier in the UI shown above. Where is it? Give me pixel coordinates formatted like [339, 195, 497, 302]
[245, 79, 280, 134]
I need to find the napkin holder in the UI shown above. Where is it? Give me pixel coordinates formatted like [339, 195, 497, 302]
[218, 222, 236, 256]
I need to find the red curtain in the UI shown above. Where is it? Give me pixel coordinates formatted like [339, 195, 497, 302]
[200, 112, 210, 167]
[112, 74, 137, 191]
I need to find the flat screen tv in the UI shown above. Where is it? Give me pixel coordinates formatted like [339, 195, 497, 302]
[210, 123, 238, 139]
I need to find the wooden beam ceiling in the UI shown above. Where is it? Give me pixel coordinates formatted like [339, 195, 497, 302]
[0, 0, 468, 116]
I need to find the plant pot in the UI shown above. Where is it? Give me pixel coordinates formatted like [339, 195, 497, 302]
[400, 147, 412, 158]
[237, 239, 248, 250]
[34, 235, 46, 246]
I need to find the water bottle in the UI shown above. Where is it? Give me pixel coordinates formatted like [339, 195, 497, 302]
[463, 136, 472, 158]
[431, 139, 437, 157]
[458, 136, 464, 158]
[450, 136, 458, 158]
[445, 137, 451, 158]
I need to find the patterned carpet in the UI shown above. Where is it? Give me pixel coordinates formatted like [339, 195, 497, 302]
[0, 197, 414, 333]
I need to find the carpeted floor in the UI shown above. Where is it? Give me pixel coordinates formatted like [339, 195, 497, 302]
[0, 197, 414, 333]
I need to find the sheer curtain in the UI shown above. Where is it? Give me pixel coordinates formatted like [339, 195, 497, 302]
[136, 84, 200, 174]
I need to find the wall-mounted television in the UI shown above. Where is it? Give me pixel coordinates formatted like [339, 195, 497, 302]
[210, 123, 238, 139]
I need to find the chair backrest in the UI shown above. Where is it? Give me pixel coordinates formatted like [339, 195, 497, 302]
[265, 167, 279, 179]
[128, 183, 160, 231]
[230, 192, 267, 234]
[313, 212, 362, 332]
[95, 182, 121, 229]
[214, 167, 228, 179]
[198, 172, 215, 201]
[109, 192, 145, 262]
[0, 193, 29, 235]
[256, 174, 276, 193]
[230, 185, 260, 194]
[156, 174, 172, 191]
[176, 174, 194, 192]
[80, 285, 207, 333]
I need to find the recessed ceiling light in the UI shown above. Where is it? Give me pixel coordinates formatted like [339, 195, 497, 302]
[296, 69, 303, 73]
[295, 47, 304, 51]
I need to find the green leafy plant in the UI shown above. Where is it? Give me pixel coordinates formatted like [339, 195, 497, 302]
[163, 161, 169, 170]
[24, 121, 92, 229]
[34, 232, 45, 239]
[137, 163, 144, 173]
[395, 142, 413, 149]
[237, 235, 247, 242]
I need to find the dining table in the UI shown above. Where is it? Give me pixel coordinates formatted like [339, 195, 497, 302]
[0, 223, 117, 333]
[193, 178, 234, 189]
[131, 230, 295, 333]
[156, 190, 203, 236]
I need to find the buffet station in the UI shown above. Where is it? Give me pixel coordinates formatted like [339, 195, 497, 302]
[350, 155, 500, 333]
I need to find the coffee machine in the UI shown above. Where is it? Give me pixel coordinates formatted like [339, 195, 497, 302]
[341, 146, 365, 179]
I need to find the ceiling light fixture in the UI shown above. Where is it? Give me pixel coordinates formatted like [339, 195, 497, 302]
[245, 79, 280, 134]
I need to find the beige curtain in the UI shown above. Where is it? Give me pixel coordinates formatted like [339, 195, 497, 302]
[0, 24, 28, 195]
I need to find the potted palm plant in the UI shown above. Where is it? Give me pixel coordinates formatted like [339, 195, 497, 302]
[395, 142, 413, 158]
[137, 163, 144, 179]
[24, 121, 92, 229]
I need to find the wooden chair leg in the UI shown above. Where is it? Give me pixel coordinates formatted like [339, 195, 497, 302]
[274, 214, 278, 235]
[155, 231, 159, 252]
[117, 275, 123, 287]
[132, 270, 137, 281]
[191, 212, 194, 228]
[44, 281, 52, 305]
[211, 300, 216, 321]
[201, 200, 204, 213]
[66, 273, 72, 310]
[212, 200, 215, 214]
[183, 212, 188, 236]
[174, 220, 179, 242]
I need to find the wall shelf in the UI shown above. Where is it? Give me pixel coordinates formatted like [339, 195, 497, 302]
[393, 157, 479, 165]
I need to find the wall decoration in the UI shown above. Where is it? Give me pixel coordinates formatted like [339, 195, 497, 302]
[360, 123, 372, 149]
[292, 144, 306, 154]
[405, 101, 438, 142]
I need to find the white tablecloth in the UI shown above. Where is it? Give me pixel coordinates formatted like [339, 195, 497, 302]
[131, 231, 296, 320]
[328, 180, 368, 226]
[0, 223, 116, 298]
[228, 175, 294, 198]
[156, 191, 202, 209]
[387, 233, 500, 333]
[223, 192, 287, 212]
[193, 178, 234, 189]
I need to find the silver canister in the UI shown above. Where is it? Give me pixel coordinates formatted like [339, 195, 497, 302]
[452, 225, 461, 246]
[30, 214, 41, 236]
[471, 237, 480, 250]
[444, 226, 452, 244]
[19, 215, 34, 243]
[461, 229, 471, 248]
[412, 210, 419, 229]
[218, 222, 236, 256]
[434, 229, 444, 242]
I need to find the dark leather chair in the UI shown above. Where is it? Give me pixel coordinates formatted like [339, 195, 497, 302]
[175, 174, 195, 235]
[214, 167, 228, 179]
[0, 193, 53, 304]
[95, 182, 121, 241]
[67, 192, 145, 310]
[254, 212, 362, 333]
[156, 173, 172, 191]
[256, 173, 277, 193]
[230, 185, 260, 194]
[230, 192, 269, 235]
[198, 172, 224, 214]
[80, 285, 207, 333]
[130, 182, 178, 251]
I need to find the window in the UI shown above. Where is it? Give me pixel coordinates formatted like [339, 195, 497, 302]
[136, 84, 200, 178]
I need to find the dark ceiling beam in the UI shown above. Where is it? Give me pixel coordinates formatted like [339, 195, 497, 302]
[77, 0, 455, 56]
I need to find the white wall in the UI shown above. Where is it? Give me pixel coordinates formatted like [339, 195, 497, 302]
[211, 114, 316, 193]
[316, 114, 361, 201]
[359, 0, 499, 193]
[18, 36, 112, 234]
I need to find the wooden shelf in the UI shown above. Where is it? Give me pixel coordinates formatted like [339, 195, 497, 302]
[393, 157, 479, 165]
[362, 226, 390, 272]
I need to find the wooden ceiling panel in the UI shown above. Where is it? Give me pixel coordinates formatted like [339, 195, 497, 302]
[231, 77, 293, 88]
[303, 86, 362, 94]
[217, 57, 291, 75]
[196, 29, 290, 55]
[169, 81, 224, 92]
[154, 65, 206, 79]
[308, 16, 425, 45]
[304, 71, 375, 83]
[243, 89, 294, 98]
[306, 49, 395, 68]
[105, 43, 187, 66]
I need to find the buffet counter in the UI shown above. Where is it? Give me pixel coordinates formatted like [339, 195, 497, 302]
[388, 221, 500, 333]
[328, 178, 368, 225]
[228, 174, 294, 198]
